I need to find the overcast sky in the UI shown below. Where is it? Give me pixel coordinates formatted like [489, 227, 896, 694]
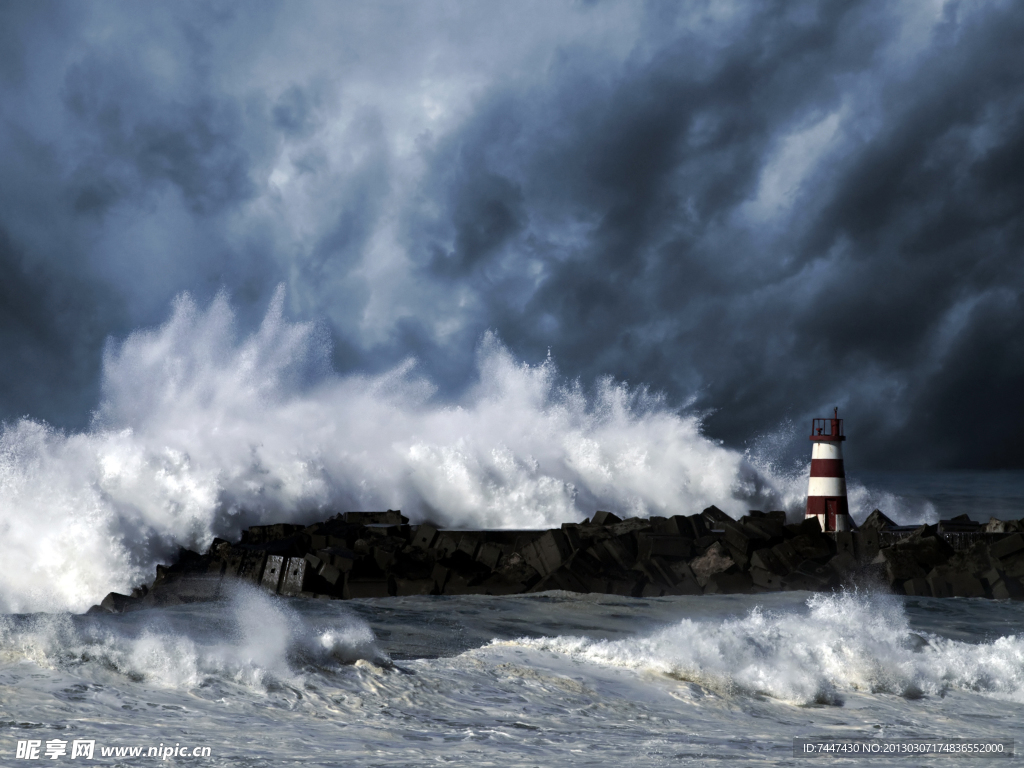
[1, 0, 1022, 470]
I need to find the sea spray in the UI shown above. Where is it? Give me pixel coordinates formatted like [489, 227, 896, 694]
[0, 585, 387, 690]
[0, 289, 805, 612]
[501, 592, 1024, 705]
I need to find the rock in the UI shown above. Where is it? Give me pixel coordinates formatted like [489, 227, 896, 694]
[789, 534, 834, 562]
[689, 542, 736, 588]
[782, 561, 836, 591]
[99, 592, 134, 614]
[700, 505, 733, 529]
[860, 509, 896, 531]
[683, 514, 708, 539]
[663, 560, 703, 594]
[723, 521, 771, 555]
[927, 566, 985, 598]
[872, 549, 927, 585]
[892, 529, 954, 569]
[827, 552, 859, 578]
[991, 533, 1024, 561]
[591, 511, 622, 526]
[985, 517, 1008, 533]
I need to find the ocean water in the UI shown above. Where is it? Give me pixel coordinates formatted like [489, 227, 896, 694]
[2, 291, 1024, 765]
[2, 588, 1023, 766]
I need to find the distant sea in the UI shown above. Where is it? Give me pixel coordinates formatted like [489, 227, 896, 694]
[851, 469, 1024, 522]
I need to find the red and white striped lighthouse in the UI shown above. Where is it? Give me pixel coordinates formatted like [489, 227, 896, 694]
[806, 407, 851, 532]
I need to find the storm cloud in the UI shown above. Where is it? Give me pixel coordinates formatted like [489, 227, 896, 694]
[0, 0, 1022, 469]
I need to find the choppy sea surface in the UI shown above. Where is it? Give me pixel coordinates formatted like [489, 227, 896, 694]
[2, 584, 1024, 767]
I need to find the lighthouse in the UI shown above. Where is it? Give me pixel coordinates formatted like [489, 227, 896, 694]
[806, 407, 851, 532]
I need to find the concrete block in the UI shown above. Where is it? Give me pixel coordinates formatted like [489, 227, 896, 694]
[476, 542, 503, 570]
[607, 575, 643, 596]
[853, 529, 880, 563]
[430, 563, 449, 592]
[723, 541, 750, 571]
[99, 592, 133, 613]
[873, 548, 926, 584]
[790, 534, 833, 562]
[860, 509, 896, 530]
[949, 571, 986, 598]
[700, 505, 733, 528]
[372, 547, 395, 571]
[260, 555, 285, 593]
[431, 533, 459, 557]
[771, 541, 801, 572]
[999, 550, 1024, 579]
[561, 525, 583, 552]
[411, 523, 439, 550]
[457, 533, 482, 559]
[750, 567, 782, 591]
[724, 523, 764, 555]
[520, 530, 572, 577]
[279, 557, 309, 596]
[926, 567, 953, 598]
[316, 547, 356, 572]
[591, 511, 622, 526]
[833, 532, 855, 558]
[640, 582, 664, 597]
[992, 533, 1024, 561]
[827, 552, 859, 578]
[704, 572, 754, 594]
[750, 548, 788, 575]
[637, 534, 693, 561]
[902, 577, 931, 597]
[319, 563, 343, 587]
[598, 536, 637, 569]
[233, 551, 264, 583]
[684, 514, 708, 539]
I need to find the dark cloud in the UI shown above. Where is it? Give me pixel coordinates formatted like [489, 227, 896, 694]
[0, 0, 1022, 469]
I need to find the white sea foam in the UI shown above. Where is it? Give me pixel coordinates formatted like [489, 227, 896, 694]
[0, 586, 386, 690]
[0, 289, 809, 612]
[503, 592, 1024, 705]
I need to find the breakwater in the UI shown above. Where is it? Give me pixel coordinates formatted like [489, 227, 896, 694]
[90, 508, 1024, 613]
